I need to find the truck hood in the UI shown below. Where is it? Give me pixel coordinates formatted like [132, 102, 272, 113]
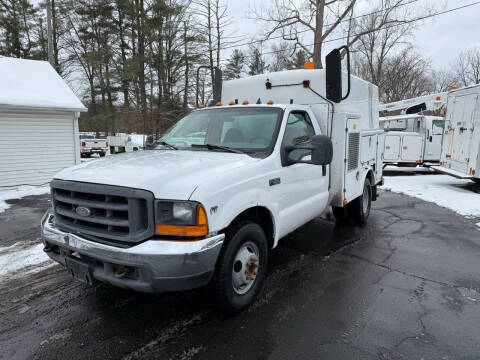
[55, 150, 259, 200]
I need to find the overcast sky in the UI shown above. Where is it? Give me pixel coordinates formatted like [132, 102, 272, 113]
[225, 0, 480, 71]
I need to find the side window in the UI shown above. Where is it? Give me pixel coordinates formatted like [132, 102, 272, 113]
[432, 120, 444, 135]
[283, 111, 316, 161]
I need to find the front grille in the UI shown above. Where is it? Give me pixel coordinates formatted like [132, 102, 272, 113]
[51, 180, 154, 247]
[347, 132, 360, 171]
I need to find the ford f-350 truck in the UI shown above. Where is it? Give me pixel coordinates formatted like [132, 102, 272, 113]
[41, 48, 383, 312]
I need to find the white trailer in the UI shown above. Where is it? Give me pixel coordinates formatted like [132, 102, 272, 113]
[432, 85, 480, 183]
[380, 114, 445, 166]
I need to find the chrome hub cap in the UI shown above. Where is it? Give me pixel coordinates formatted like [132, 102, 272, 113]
[232, 241, 260, 295]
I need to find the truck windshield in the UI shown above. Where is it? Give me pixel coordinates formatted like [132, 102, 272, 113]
[156, 107, 283, 156]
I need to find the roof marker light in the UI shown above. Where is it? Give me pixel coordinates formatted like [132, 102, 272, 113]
[229, 101, 235, 105]
[451, 86, 457, 90]
[216, 102, 222, 106]
[242, 100, 249, 105]
[267, 100, 274, 105]
[436, 96, 441, 101]
[304, 62, 314, 70]
[199, 104, 206, 108]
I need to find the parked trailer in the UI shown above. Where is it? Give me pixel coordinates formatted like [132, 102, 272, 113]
[41, 47, 383, 312]
[380, 114, 445, 166]
[431, 85, 480, 183]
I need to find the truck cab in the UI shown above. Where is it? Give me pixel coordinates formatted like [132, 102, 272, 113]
[41, 47, 383, 312]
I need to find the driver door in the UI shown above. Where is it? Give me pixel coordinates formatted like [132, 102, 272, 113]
[275, 110, 330, 238]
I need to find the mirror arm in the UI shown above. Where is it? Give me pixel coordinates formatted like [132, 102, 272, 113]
[338, 45, 351, 101]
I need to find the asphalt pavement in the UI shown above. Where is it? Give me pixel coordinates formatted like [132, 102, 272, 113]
[1, 189, 480, 360]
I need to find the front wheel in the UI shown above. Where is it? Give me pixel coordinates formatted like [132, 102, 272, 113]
[472, 178, 480, 185]
[347, 178, 372, 225]
[214, 222, 268, 313]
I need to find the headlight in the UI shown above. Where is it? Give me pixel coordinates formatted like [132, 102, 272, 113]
[154, 200, 208, 237]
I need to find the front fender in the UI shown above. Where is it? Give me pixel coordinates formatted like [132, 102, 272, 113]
[192, 187, 279, 246]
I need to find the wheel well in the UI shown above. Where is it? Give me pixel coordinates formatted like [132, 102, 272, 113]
[366, 170, 375, 185]
[224, 207, 275, 249]
[366, 170, 376, 200]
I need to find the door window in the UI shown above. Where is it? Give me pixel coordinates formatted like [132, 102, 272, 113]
[283, 111, 316, 161]
[432, 120, 444, 135]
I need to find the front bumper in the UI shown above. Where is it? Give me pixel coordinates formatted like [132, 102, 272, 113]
[41, 212, 224, 293]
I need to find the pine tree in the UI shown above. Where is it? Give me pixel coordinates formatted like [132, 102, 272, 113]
[288, 50, 309, 70]
[224, 49, 245, 80]
[0, 0, 43, 59]
[247, 46, 267, 76]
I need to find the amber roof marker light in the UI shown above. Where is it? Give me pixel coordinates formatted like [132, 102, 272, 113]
[304, 62, 314, 70]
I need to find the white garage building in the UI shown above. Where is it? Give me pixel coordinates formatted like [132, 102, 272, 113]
[0, 57, 87, 188]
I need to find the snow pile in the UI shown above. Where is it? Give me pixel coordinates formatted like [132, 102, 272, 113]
[0, 185, 50, 213]
[0, 242, 55, 280]
[382, 168, 480, 218]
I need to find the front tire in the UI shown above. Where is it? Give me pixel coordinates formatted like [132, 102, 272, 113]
[348, 178, 372, 225]
[472, 178, 480, 185]
[214, 222, 268, 313]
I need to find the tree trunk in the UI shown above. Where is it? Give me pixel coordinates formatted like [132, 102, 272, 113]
[313, 0, 325, 69]
[136, 0, 147, 143]
[183, 22, 189, 110]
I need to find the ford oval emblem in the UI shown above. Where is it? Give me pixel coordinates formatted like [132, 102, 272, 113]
[76, 206, 91, 217]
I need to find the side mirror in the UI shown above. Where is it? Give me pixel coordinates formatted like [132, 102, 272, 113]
[325, 46, 351, 103]
[283, 135, 333, 167]
[311, 135, 333, 165]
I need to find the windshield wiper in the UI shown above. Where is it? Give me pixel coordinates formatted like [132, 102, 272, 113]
[191, 143, 246, 154]
[155, 141, 178, 150]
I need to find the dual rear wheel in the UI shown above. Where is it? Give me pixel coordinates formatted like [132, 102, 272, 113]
[332, 178, 372, 225]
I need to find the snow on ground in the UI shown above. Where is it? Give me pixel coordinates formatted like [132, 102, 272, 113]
[382, 166, 480, 218]
[0, 241, 55, 281]
[0, 185, 50, 214]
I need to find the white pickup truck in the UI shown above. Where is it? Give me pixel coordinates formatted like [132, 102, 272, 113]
[79, 135, 107, 158]
[41, 47, 383, 312]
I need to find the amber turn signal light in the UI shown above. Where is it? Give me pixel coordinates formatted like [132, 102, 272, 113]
[155, 205, 209, 237]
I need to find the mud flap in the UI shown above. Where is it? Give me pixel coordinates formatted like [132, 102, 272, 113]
[65, 257, 95, 285]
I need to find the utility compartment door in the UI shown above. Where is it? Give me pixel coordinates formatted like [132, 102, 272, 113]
[384, 135, 400, 161]
[401, 135, 423, 162]
[344, 118, 362, 202]
[450, 94, 477, 172]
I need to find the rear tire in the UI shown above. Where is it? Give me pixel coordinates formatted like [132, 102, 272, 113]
[347, 178, 372, 225]
[214, 222, 268, 314]
[473, 178, 480, 185]
[100, 152, 106, 157]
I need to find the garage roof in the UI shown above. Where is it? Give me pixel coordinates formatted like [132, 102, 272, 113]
[0, 57, 87, 112]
